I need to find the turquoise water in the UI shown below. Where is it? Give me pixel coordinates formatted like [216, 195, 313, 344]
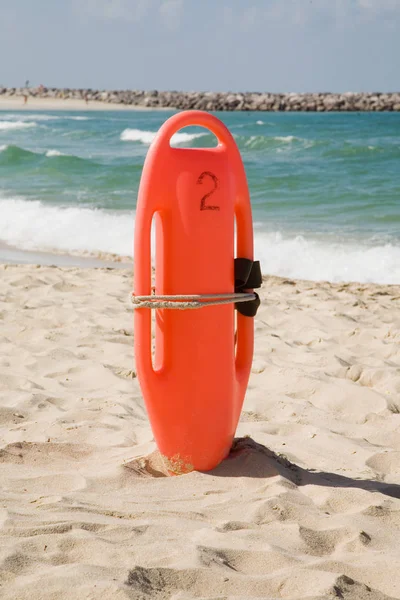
[1, 109, 399, 282]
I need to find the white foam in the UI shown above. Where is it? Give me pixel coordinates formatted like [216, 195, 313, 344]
[0, 196, 399, 283]
[243, 134, 310, 149]
[0, 114, 89, 124]
[0, 113, 58, 122]
[45, 149, 65, 157]
[120, 128, 155, 144]
[274, 135, 297, 142]
[254, 231, 400, 284]
[171, 131, 206, 144]
[256, 120, 264, 125]
[0, 121, 37, 131]
[244, 135, 258, 146]
[0, 145, 7, 152]
[0, 196, 132, 257]
[120, 128, 205, 145]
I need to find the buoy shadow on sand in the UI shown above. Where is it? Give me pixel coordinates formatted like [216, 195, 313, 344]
[124, 436, 400, 499]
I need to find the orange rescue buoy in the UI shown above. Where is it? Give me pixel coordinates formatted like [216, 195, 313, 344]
[133, 111, 260, 474]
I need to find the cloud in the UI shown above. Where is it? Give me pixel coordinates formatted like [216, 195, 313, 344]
[262, 0, 349, 26]
[158, 0, 184, 31]
[0, 6, 18, 35]
[74, 0, 185, 30]
[358, 0, 400, 10]
[226, 0, 400, 31]
[220, 1, 337, 30]
[74, 0, 400, 32]
[357, 0, 400, 19]
[75, 0, 151, 23]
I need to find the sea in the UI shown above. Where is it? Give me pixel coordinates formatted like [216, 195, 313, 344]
[0, 109, 399, 283]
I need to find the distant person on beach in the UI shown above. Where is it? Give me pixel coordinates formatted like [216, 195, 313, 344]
[83, 92, 89, 105]
[24, 79, 29, 104]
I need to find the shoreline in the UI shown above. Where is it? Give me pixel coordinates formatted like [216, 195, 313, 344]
[0, 240, 131, 269]
[1, 88, 400, 111]
[1, 242, 400, 287]
[0, 96, 173, 112]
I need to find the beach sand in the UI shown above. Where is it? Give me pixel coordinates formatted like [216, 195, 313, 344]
[0, 96, 170, 112]
[1, 263, 400, 599]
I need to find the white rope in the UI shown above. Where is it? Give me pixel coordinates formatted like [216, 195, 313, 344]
[131, 292, 257, 310]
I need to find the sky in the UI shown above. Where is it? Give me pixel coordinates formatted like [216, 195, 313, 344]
[0, 0, 399, 92]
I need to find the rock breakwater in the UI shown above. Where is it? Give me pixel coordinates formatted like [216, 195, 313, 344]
[1, 87, 400, 111]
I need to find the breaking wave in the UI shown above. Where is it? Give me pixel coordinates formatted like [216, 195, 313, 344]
[1, 195, 399, 283]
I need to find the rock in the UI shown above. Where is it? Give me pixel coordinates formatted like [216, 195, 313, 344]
[1, 87, 399, 111]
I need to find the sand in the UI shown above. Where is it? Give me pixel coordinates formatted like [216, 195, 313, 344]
[0, 96, 171, 112]
[0, 263, 400, 599]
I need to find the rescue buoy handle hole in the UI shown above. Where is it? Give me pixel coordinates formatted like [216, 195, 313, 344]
[169, 127, 218, 149]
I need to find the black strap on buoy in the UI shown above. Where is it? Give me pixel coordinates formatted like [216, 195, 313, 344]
[234, 258, 262, 317]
